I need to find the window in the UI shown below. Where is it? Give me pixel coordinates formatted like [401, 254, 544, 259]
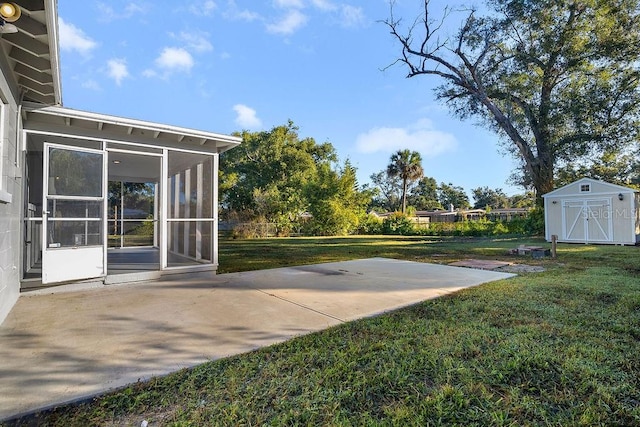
[580, 184, 591, 192]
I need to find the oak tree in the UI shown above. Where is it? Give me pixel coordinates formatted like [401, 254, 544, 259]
[385, 0, 640, 203]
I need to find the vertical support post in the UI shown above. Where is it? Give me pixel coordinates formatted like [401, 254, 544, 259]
[102, 142, 107, 276]
[173, 172, 180, 254]
[153, 182, 158, 248]
[196, 162, 203, 260]
[551, 234, 557, 258]
[184, 168, 191, 257]
[160, 149, 168, 270]
[213, 153, 219, 267]
[120, 181, 124, 248]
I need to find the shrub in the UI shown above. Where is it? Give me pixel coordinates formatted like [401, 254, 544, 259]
[231, 219, 277, 238]
[357, 213, 383, 235]
[381, 212, 415, 235]
[523, 207, 545, 236]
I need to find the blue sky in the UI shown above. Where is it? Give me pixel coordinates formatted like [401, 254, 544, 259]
[57, 0, 523, 198]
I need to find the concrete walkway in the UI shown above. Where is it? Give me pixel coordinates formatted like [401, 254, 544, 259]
[0, 258, 515, 420]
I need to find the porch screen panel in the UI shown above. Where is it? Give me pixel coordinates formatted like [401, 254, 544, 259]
[167, 152, 215, 267]
[48, 148, 102, 197]
[107, 182, 156, 248]
[46, 147, 104, 248]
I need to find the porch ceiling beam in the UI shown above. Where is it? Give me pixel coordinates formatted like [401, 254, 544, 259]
[18, 0, 45, 11]
[2, 32, 49, 57]
[126, 127, 133, 135]
[199, 138, 207, 145]
[177, 135, 185, 142]
[14, 63, 52, 85]
[16, 14, 47, 37]
[10, 47, 51, 73]
[97, 122, 104, 130]
[64, 117, 71, 126]
[153, 131, 160, 138]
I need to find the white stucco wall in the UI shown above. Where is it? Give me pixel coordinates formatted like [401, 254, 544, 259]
[0, 70, 22, 324]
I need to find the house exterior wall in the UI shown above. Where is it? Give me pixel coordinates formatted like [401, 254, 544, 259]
[544, 179, 638, 245]
[0, 65, 23, 324]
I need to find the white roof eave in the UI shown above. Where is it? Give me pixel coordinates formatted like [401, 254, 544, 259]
[22, 102, 242, 149]
[45, 0, 62, 106]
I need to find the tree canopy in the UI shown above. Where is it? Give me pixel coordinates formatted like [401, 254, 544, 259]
[471, 186, 510, 209]
[408, 177, 442, 210]
[438, 182, 471, 210]
[219, 121, 371, 236]
[385, 0, 640, 203]
[304, 160, 373, 235]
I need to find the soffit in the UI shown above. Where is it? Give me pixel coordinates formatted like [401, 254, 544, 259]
[0, 0, 61, 105]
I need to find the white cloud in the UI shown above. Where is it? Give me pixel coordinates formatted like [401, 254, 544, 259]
[311, 0, 336, 11]
[81, 79, 101, 91]
[339, 5, 365, 28]
[233, 104, 262, 129]
[266, 9, 308, 35]
[355, 119, 457, 155]
[97, 1, 147, 21]
[107, 58, 130, 85]
[224, 0, 261, 22]
[58, 18, 97, 55]
[173, 31, 214, 53]
[155, 47, 194, 72]
[124, 3, 145, 16]
[236, 9, 261, 21]
[274, 0, 304, 8]
[189, 0, 217, 16]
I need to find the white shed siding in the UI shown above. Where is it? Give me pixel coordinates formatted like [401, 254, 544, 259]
[635, 193, 640, 242]
[543, 178, 639, 245]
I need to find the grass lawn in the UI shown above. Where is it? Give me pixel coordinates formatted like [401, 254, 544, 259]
[5, 236, 640, 426]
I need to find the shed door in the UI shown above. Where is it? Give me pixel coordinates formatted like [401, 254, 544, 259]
[563, 199, 612, 243]
[564, 201, 586, 241]
[42, 144, 106, 284]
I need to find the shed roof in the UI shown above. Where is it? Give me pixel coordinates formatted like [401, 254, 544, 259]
[542, 177, 638, 198]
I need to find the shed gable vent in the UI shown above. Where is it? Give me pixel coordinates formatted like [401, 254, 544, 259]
[580, 184, 591, 192]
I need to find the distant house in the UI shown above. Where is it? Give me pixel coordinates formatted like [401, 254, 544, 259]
[543, 178, 640, 245]
[0, 2, 241, 324]
[415, 209, 486, 223]
[371, 207, 521, 225]
[486, 208, 529, 221]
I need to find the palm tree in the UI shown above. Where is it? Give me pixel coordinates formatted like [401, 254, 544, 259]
[386, 149, 424, 214]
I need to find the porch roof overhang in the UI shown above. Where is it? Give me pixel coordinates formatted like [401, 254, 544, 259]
[22, 102, 242, 153]
[0, 0, 62, 105]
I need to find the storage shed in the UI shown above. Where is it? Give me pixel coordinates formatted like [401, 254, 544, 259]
[543, 178, 640, 245]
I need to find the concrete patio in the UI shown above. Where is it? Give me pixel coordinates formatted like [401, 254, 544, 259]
[0, 258, 515, 420]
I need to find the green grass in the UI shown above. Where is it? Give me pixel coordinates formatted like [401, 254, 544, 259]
[216, 235, 547, 273]
[5, 236, 640, 426]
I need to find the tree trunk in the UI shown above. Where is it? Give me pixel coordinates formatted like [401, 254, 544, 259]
[401, 179, 408, 213]
[531, 151, 555, 207]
